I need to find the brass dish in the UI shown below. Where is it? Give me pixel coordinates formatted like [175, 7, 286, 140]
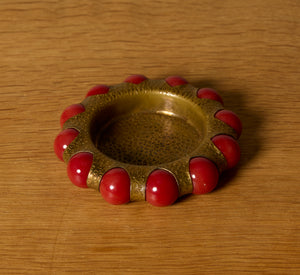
[56, 76, 241, 206]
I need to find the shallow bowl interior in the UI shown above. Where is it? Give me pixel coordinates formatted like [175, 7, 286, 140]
[90, 93, 206, 166]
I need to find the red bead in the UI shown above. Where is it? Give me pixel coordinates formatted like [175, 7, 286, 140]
[86, 84, 109, 97]
[60, 104, 85, 128]
[197, 88, 224, 105]
[189, 157, 219, 194]
[215, 110, 242, 139]
[54, 128, 79, 161]
[67, 152, 93, 188]
[100, 168, 131, 205]
[165, 76, 188, 87]
[146, 170, 179, 207]
[124, 74, 147, 84]
[212, 135, 240, 169]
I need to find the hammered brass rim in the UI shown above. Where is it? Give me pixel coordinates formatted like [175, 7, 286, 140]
[61, 77, 237, 202]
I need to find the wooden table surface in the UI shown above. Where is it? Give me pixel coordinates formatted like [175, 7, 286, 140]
[1, 0, 299, 274]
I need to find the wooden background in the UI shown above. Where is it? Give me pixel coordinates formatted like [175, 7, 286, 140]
[0, 0, 299, 274]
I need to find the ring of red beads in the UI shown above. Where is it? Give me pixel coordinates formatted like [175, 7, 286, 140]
[54, 75, 242, 207]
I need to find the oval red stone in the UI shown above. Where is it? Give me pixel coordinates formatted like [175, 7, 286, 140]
[67, 152, 93, 188]
[54, 128, 79, 161]
[60, 104, 85, 128]
[86, 84, 109, 97]
[100, 168, 131, 205]
[215, 109, 242, 139]
[197, 88, 224, 105]
[146, 170, 179, 207]
[212, 135, 240, 169]
[189, 157, 219, 194]
[124, 74, 147, 84]
[165, 76, 188, 87]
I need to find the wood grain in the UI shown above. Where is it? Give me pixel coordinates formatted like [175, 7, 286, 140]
[0, 0, 299, 274]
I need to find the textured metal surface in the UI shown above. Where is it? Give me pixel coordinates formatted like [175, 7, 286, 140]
[63, 79, 237, 201]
